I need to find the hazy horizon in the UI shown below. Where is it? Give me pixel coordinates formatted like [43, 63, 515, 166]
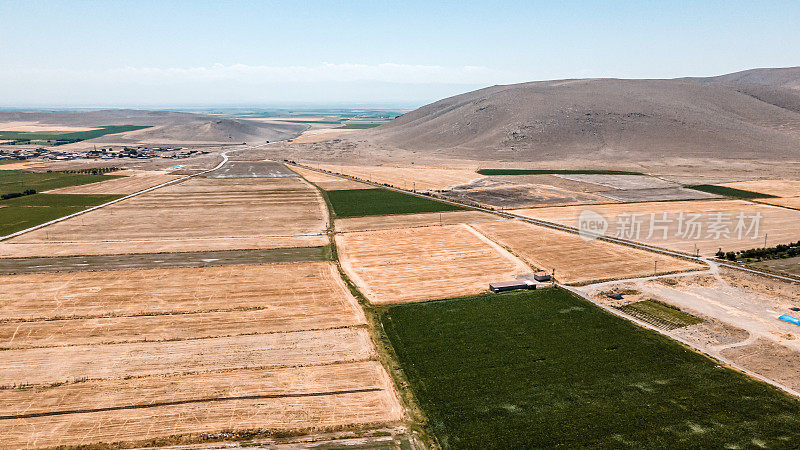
[2, 1, 799, 107]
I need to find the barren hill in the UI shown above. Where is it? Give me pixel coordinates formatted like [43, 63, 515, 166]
[365, 68, 800, 162]
[0, 110, 306, 144]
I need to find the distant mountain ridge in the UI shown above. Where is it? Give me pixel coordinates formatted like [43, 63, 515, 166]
[0, 109, 307, 144]
[365, 67, 800, 162]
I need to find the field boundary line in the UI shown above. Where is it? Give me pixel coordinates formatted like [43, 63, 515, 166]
[288, 163, 800, 285]
[0, 387, 385, 420]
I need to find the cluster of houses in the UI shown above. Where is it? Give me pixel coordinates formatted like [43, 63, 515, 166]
[0, 146, 208, 162]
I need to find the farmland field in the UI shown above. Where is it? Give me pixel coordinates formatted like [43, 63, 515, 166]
[686, 184, 777, 199]
[0, 261, 402, 447]
[381, 288, 800, 448]
[336, 210, 498, 233]
[308, 163, 484, 191]
[470, 220, 703, 284]
[336, 224, 529, 303]
[0, 193, 121, 236]
[717, 179, 800, 198]
[0, 125, 149, 144]
[514, 199, 800, 255]
[0, 176, 328, 257]
[0, 170, 120, 196]
[476, 169, 643, 175]
[46, 170, 181, 194]
[290, 165, 375, 191]
[327, 188, 463, 218]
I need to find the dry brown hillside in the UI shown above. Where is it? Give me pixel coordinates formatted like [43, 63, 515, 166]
[364, 69, 800, 162]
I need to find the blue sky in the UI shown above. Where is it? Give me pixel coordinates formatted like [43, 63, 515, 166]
[1, 0, 798, 107]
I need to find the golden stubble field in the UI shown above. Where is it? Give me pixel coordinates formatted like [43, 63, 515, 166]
[0, 262, 403, 447]
[718, 179, 800, 198]
[289, 165, 376, 191]
[336, 223, 530, 304]
[45, 170, 183, 195]
[470, 220, 704, 284]
[0, 176, 329, 257]
[335, 210, 499, 233]
[306, 163, 484, 191]
[513, 200, 800, 255]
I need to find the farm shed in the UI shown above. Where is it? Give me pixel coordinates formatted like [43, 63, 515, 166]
[490, 280, 535, 293]
[534, 271, 551, 282]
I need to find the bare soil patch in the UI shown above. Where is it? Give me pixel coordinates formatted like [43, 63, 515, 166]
[336, 224, 529, 304]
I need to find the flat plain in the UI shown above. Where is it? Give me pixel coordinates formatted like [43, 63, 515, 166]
[0, 176, 328, 257]
[717, 179, 800, 198]
[308, 163, 484, 191]
[289, 165, 375, 190]
[381, 288, 800, 448]
[513, 199, 800, 255]
[336, 224, 530, 304]
[336, 210, 498, 233]
[45, 170, 182, 194]
[0, 261, 403, 447]
[470, 220, 704, 284]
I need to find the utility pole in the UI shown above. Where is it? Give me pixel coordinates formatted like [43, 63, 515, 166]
[765, 233, 768, 248]
[654, 260, 658, 277]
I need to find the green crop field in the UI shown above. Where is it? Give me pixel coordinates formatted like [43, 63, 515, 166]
[0, 193, 121, 236]
[326, 188, 464, 218]
[337, 123, 382, 129]
[476, 169, 643, 175]
[0, 125, 149, 145]
[618, 300, 702, 330]
[686, 184, 778, 199]
[0, 170, 119, 196]
[381, 288, 800, 448]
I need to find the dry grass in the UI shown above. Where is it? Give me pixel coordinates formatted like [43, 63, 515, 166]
[1, 176, 328, 257]
[307, 163, 484, 191]
[718, 180, 800, 198]
[45, 170, 182, 195]
[470, 220, 703, 284]
[336, 224, 530, 304]
[513, 200, 800, 255]
[336, 210, 499, 233]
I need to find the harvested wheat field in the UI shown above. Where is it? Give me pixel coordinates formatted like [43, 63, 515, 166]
[0, 328, 374, 385]
[759, 197, 800, 210]
[514, 200, 800, 255]
[0, 262, 359, 321]
[307, 163, 484, 191]
[0, 176, 328, 257]
[336, 224, 530, 304]
[45, 170, 182, 194]
[0, 261, 402, 447]
[470, 220, 704, 284]
[336, 210, 499, 233]
[290, 165, 376, 190]
[718, 179, 800, 198]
